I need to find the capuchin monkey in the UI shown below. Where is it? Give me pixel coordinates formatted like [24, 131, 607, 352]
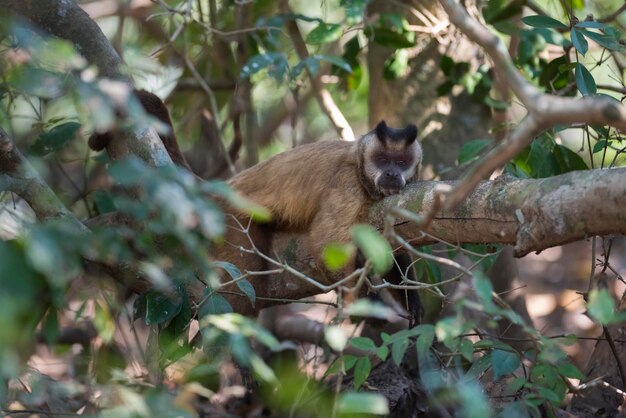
[90, 90, 424, 324]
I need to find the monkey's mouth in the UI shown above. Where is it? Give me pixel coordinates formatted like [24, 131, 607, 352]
[380, 186, 403, 196]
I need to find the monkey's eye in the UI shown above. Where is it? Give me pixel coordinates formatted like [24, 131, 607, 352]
[380, 158, 389, 164]
[398, 160, 406, 165]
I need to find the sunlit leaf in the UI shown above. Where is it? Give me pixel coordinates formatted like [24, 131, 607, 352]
[383, 49, 409, 80]
[587, 288, 617, 324]
[325, 326, 348, 352]
[337, 392, 389, 415]
[306, 22, 342, 45]
[322, 243, 355, 272]
[341, 0, 371, 24]
[351, 224, 393, 274]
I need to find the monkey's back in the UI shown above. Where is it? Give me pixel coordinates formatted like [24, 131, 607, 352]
[229, 140, 365, 231]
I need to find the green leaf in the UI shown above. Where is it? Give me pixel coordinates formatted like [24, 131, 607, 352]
[539, 56, 573, 92]
[213, 261, 256, 306]
[556, 362, 585, 379]
[198, 293, 233, 319]
[349, 336, 377, 352]
[364, 26, 415, 49]
[579, 29, 623, 51]
[391, 338, 409, 365]
[345, 299, 395, 319]
[323, 243, 355, 272]
[506, 376, 527, 395]
[528, 135, 557, 178]
[554, 144, 588, 172]
[41, 309, 60, 344]
[30, 122, 81, 156]
[213, 261, 241, 280]
[383, 49, 409, 80]
[459, 338, 474, 361]
[561, 334, 578, 346]
[458, 139, 492, 165]
[467, 352, 492, 378]
[144, 290, 183, 325]
[492, 349, 521, 379]
[341, 0, 371, 24]
[326, 355, 357, 375]
[240, 53, 288, 80]
[351, 225, 393, 274]
[575, 21, 606, 29]
[336, 392, 389, 415]
[315, 54, 352, 73]
[458, 380, 492, 418]
[353, 356, 372, 389]
[483, 0, 524, 24]
[377, 345, 389, 361]
[325, 326, 348, 352]
[593, 140, 607, 154]
[93, 190, 116, 214]
[236, 279, 256, 307]
[575, 63, 596, 96]
[306, 23, 342, 45]
[587, 288, 617, 324]
[521, 15, 568, 29]
[571, 28, 589, 55]
[94, 301, 115, 343]
[473, 274, 496, 311]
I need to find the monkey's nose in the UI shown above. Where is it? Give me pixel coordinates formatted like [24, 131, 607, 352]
[385, 171, 399, 178]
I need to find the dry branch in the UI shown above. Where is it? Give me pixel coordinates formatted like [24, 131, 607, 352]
[438, 0, 626, 210]
[280, 1, 355, 142]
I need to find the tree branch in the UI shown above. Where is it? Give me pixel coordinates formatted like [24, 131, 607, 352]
[0, 127, 86, 231]
[280, 2, 355, 142]
[2, 0, 174, 167]
[438, 0, 626, 210]
[371, 168, 626, 257]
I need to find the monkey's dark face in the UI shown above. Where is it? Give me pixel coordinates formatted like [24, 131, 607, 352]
[373, 149, 417, 196]
[360, 120, 422, 199]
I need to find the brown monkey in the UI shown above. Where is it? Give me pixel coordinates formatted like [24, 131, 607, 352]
[224, 120, 423, 322]
[90, 90, 423, 322]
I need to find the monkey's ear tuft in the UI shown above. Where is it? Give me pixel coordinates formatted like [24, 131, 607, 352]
[375, 120, 388, 143]
[404, 123, 418, 144]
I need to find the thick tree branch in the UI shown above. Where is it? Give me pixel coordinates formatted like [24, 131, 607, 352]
[438, 0, 626, 210]
[0, 127, 86, 231]
[372, 168, 626, 257]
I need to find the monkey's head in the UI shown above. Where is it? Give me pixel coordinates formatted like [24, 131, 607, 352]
[358, 120, 422, 199]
